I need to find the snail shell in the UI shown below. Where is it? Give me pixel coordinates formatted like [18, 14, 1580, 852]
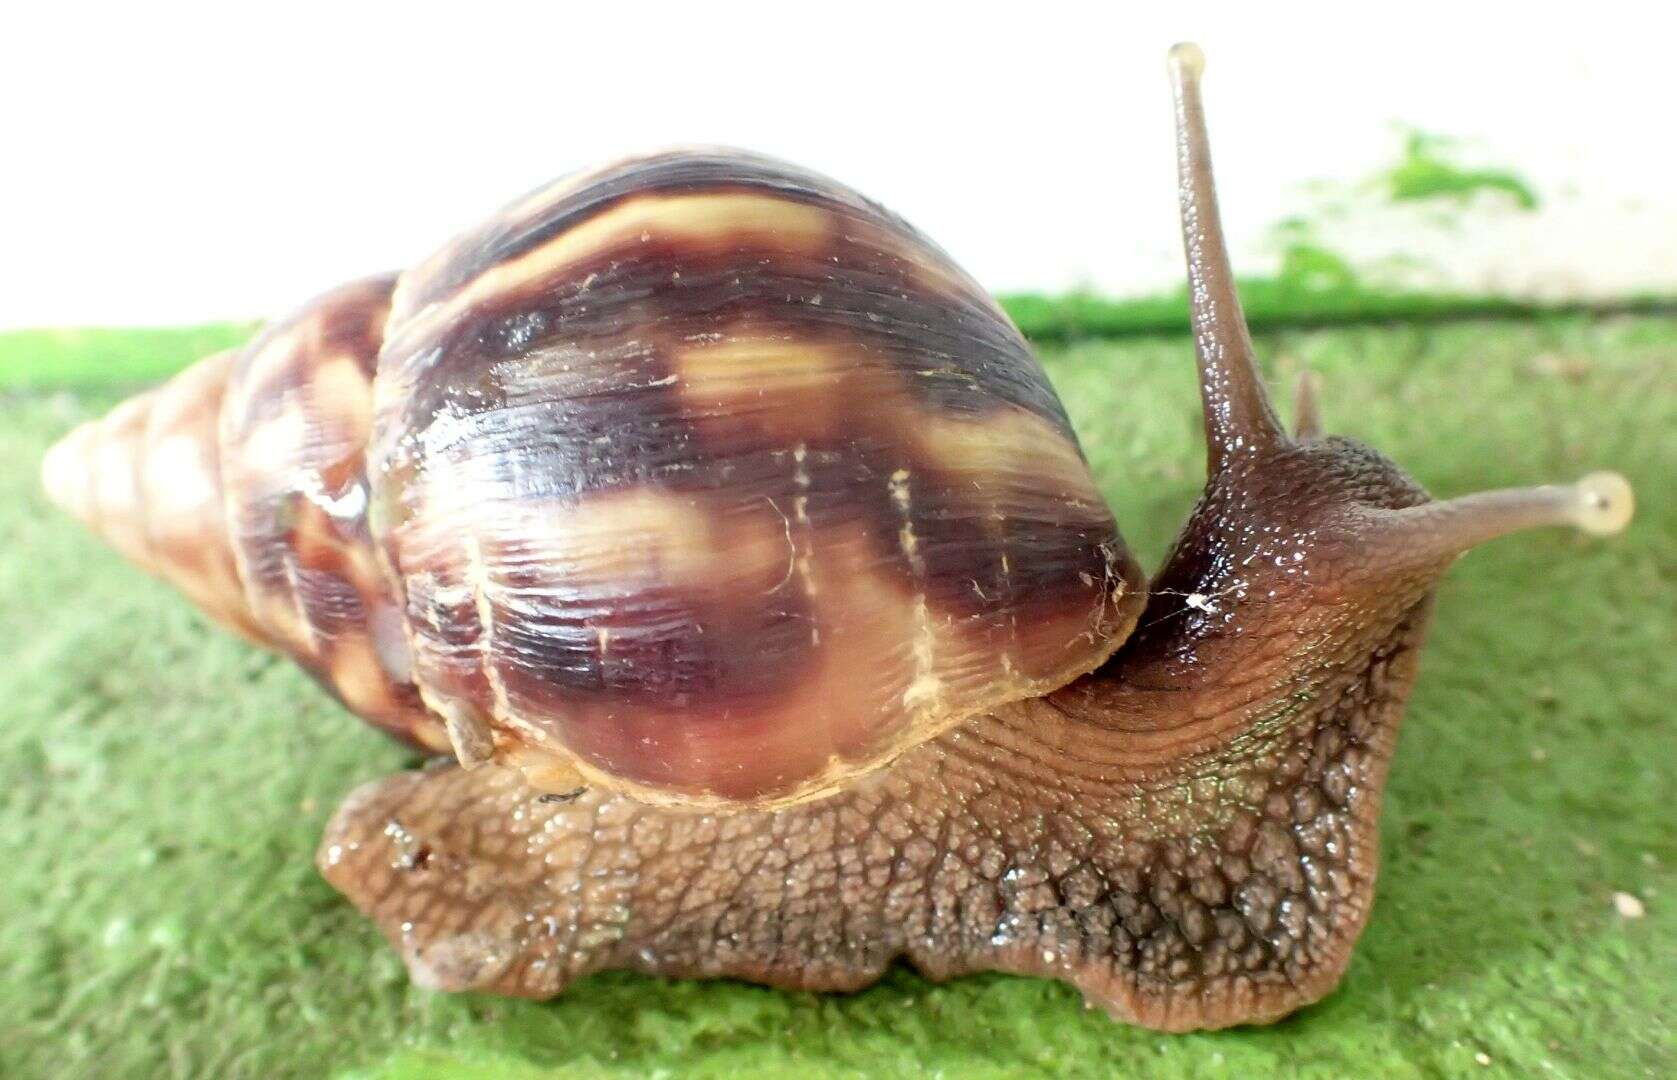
[44, 149, 1148, 807]
[44, 276, 436, 747]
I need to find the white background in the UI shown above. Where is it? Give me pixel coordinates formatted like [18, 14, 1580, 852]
[3, 2, 1673, 329]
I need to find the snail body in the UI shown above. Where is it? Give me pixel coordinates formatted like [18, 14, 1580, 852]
[42, 46, 1633, 1030]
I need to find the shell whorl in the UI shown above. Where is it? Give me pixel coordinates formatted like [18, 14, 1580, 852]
[41, 354, 264, 644]
[42, 278, 448, 752]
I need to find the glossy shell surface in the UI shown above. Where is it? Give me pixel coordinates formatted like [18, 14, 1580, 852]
[42, 149, 1145, 806]
[370, 149, 1143, 804]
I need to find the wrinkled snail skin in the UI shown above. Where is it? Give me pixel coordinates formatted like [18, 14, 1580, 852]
[318, 565, 1433, 1032]
[44, 44, 1635, 1031]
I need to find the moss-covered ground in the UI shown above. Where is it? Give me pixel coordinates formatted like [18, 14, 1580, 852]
[1, 312, 1672, 1077]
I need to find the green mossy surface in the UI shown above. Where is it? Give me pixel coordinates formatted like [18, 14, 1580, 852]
[1, 315, 1672, 1078]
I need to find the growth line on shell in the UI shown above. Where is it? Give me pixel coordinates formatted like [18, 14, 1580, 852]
[762, 495, 797, 595]
[889, 468, 941, 709]
[461, 530, 515, 734]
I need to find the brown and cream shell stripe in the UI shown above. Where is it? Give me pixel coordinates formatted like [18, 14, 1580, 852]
[43, 276, 444, 751]
[43, 148, 1147, 807]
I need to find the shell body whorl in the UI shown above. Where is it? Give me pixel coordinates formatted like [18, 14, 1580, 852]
[216, 276, 441, 744]
[368, 149, 1145, 805]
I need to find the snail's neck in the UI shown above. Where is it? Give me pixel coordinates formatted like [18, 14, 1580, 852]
[1057, 577, 1431, 730]
[1033, 591, 1435, 783]
[1043, 442, 1445, 774]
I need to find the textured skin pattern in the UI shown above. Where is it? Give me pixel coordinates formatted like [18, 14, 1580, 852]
[320, 609, 1431, 1030]
[320, 432, 1445, 1030]
[369, 149, 1142, 804]
[41, 281, 449, 752]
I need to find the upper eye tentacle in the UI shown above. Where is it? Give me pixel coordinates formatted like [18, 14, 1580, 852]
[1168, 43, 1288, 474]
